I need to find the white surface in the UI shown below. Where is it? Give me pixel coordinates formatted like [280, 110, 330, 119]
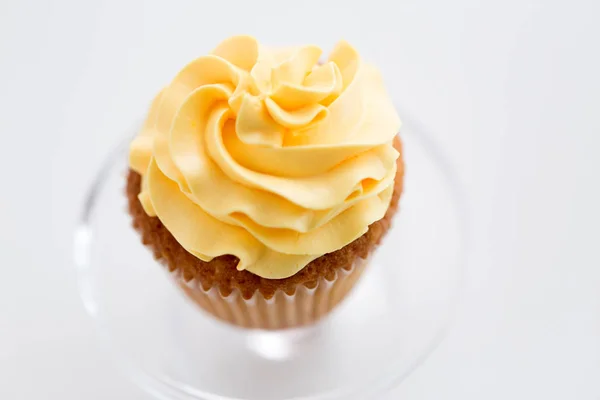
[0, 0, 599, 399]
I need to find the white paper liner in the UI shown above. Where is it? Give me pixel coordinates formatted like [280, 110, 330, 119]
[168, 257, 369, 330]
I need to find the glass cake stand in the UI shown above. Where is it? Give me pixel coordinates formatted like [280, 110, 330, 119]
[74, 116, 468, 400]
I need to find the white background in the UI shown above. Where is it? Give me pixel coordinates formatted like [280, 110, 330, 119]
[1, 0, 599, 399]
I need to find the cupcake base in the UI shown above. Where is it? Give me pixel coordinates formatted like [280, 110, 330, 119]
[126, 137, 403, 329]
[173, 256, 368, 330]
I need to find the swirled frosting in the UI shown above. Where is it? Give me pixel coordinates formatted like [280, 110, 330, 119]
[129, 35, 401, 278]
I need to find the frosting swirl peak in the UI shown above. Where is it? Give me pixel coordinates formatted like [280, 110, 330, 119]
[129, 35, 401, 278]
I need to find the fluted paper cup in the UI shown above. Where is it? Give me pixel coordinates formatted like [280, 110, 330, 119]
[166, 257, 369, 330]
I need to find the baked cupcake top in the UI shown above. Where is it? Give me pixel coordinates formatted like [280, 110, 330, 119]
[129, 35, 400, 279]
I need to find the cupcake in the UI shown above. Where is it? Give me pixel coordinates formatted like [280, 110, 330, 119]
[127, 35, 404, 330]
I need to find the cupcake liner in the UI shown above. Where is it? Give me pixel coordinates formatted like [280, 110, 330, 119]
[168, 257, 369, 330]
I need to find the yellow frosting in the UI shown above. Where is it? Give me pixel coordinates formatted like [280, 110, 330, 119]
[129, 35, 401, 279]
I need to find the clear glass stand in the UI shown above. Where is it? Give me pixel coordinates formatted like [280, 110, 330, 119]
[74, 118, 468, 400]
